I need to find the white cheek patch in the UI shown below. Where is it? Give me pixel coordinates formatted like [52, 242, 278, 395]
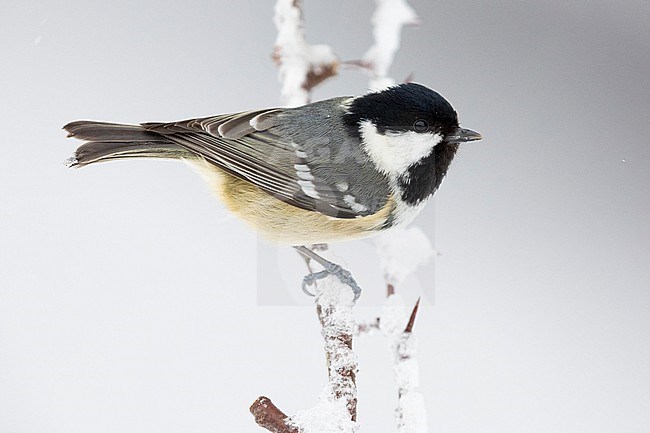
[360, 120, 442, 176]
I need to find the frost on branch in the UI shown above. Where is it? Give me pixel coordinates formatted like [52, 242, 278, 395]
[362, 0, 420, 90]
[255, 1, 432, 431]
[288, 392, 357, 433]
[276, 274, 358, 433]
[380, 296, 427, 433]
[375, 226, 433, 433]
[376, 226, 435, 288]
[273, 0, 338, 106]
[250, 274, 360, 433]
[314, 274, 359, 425]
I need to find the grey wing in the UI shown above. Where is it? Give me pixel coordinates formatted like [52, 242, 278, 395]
[142, 100, 390, 219]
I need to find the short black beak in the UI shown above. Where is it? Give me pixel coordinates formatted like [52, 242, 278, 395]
[447, 127, 483, 143]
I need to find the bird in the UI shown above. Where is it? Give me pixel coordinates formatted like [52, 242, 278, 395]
[64, 82, 482, 299]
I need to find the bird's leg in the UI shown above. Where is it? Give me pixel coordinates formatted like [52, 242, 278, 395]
[299, 243, 328, 275]
[296, 245, 332, 297]
[294, 245, 361, 301]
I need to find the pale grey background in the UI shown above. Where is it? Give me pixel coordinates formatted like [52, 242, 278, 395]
[1, 1, 649, 432]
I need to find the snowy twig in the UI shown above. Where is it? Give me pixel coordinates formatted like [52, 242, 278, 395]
[252, 4, 356, 431]
[274, 2, 356, 423]
[375, 227, 434, 433]
[282, 276, 358, 433]
[250, 276, 360, 433]
[315, 276, 358, 422]
[404, 298, 420, 334]
[255, 2, 432, 432]
[250, 397, 299, 433]
[380, 295, 427, 433]
[361, 0, 420, 90]
[273, 0, 338, 106]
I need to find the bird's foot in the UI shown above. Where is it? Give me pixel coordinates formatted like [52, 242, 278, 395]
[301, 264, 361, 301]
[295, 246, 361, 301]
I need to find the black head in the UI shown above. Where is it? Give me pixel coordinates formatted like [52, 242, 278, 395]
[344, 82, 460, 138]
[344, 83, 482, 206]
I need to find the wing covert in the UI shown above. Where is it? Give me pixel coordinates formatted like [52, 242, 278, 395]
[141, 102, 390, 219]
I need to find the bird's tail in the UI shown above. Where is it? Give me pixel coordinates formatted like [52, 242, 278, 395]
[63, 120, 189, 168]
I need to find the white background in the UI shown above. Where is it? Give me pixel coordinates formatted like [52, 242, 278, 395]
[1, 1, 648, 432]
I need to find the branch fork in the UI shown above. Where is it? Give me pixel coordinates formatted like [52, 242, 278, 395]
[253, 2, 428, 431]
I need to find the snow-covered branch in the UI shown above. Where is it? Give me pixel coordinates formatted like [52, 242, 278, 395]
[315, 276, 358, 422]
[374, 227, 434, 433]
[286, 275, 358, 433]
[380, 296, 427, 433]
[362, 0, 420, 90]
[273, 0, 338, 106]
[252, 276, 358, 433]
[362, 4, 432, 428]
[254, 2, 432, 432]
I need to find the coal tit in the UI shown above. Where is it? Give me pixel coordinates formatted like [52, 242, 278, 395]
[64, 83, 482, 245]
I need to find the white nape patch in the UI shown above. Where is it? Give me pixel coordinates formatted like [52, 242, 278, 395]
[298, 180, 320, 198]
[336, 181, 349, 192]
[339, 97, 354, 110]
[359, 120, 442, 176]
[343, 194, 367, 213]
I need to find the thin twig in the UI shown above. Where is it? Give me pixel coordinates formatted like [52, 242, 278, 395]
[250, 397, 299, 433]
[258, 2, 355, 432]
[404, 298, 421, 333]
[376, 229, 431, 433]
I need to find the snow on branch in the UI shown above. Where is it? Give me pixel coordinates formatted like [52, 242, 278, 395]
[253, 276, 358, 433]
[374, 227, 434, 433]
[362, 11, 433, 430]
[362, 0, 420, 90]
[380, 296, 427, 433]
[287, 275, 358, 433]
[254, 1, 433, 432]
[273, 0, 339, 106]
[376, 227, 435, 289]
[289, 394, 357, 433]
[314, 275, 358, 423]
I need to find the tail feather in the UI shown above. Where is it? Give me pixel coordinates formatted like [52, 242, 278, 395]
[63, 120, 189, 167]
[65, 120, 163, 142]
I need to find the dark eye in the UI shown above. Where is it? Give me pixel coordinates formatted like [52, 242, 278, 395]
[413, 119, 429, 132]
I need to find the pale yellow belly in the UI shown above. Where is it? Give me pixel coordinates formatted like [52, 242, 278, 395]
[188, 158, 393, 245]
